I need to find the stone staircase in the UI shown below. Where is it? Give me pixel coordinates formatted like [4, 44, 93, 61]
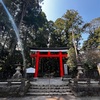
[27, 83, 73, 96]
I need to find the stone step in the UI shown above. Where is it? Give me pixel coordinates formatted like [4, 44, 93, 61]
[30, 85, 69, 88]
[30, 84, 68, 86]
[26, 92, 73, 96]
[28, 88, 71, 92]
[26, 82, 73, 96]
[30, 86, 69, 89]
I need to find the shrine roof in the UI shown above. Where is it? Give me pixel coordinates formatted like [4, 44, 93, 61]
[30, 47, 68, 52]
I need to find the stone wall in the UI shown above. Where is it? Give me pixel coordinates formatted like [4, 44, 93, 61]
[0, 79, 30, 97]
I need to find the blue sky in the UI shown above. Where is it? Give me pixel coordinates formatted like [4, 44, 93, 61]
[42, 0, 100, 22]
[41, 0, 100, 44]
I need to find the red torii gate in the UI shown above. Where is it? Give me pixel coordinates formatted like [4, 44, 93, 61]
[30, 48, 68, 78]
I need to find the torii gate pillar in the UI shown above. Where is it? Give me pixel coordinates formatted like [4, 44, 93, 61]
[34, 51, 40, 77]
[59, 52, 64, 77]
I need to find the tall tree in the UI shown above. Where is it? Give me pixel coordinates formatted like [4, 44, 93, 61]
[55, 10, 84, 69]
[0, 0, 45, 77]
[83, 18, 100, 50]
[53, 18, 67, 47]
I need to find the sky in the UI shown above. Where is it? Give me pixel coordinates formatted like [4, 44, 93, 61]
[41, 0, 100, 44]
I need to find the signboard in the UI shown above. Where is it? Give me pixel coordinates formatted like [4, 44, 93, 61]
[64, 64, 68, 75]
[26, 67, 35, 73]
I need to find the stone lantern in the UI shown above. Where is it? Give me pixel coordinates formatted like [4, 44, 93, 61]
[12, 65, 22, 79]
[77, 64, 84, 79]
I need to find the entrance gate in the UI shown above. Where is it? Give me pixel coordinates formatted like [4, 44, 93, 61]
[30, 48, 68, 78]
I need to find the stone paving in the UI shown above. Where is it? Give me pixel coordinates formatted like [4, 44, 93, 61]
[30, 78, 68, 85]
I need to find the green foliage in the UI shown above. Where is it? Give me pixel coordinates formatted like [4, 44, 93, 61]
[54, 10, 84, 48]
[63, 10, 83, 27]
[53, 18, 67, 47]
[63, 9, 84, 47]
[83, 27, 100, 50]
[83, 17, 100, 50]
[55, 18, 65, 30]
